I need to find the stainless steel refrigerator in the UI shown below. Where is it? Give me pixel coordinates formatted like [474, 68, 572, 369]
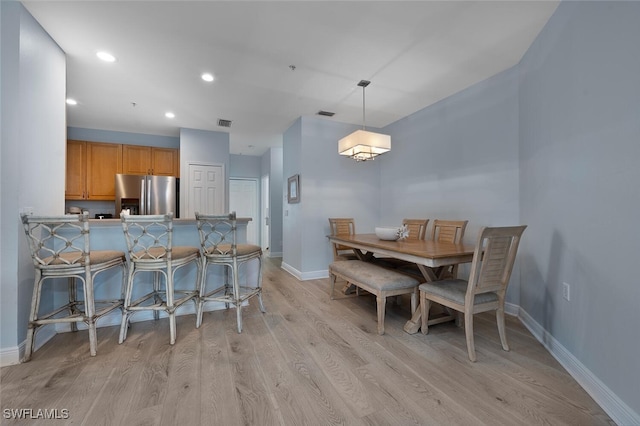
[115, 174, 179, 218]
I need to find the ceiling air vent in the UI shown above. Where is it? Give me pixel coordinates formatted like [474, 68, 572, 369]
[217, 119, 232, 128]
[317, 110, 335, 117]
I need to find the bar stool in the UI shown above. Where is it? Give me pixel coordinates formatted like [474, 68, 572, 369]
[195, 212, 265, 333]
[20, 212, 125, 361]
[119, 213, 200, 345]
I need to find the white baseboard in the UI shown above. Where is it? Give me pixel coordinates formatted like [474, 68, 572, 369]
[0, 325, 57, 367]
[267, 251, 282, 258]
[505, 301, 519, 316]
[518, 307, 639, 426]
[0, 345, 21, 366]
[280, 262, 301, 280]
[280, 263, 328, 281]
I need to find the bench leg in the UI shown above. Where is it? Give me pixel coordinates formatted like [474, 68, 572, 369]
[377, 296, 386, 335]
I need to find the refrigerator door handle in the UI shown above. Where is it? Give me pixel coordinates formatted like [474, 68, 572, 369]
[146, 176, 152, 215]
[140, 178, 146, 215]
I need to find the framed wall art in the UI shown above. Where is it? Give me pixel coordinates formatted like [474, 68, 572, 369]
[287, 174, 300, 203]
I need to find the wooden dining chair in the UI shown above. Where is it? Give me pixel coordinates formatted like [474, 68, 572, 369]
[402, 218, 430, 241]
[328, 218, 358, 261]
[420, 225, 527, 361]
[378, 219, 430, 272]
[429, 219, 468, 279]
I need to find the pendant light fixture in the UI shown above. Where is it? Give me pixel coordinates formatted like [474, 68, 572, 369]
[338, 80, 391, 161]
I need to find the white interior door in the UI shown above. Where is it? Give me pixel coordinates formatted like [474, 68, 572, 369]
[229, 178, 258, 244]
[186, 163, 225, 217]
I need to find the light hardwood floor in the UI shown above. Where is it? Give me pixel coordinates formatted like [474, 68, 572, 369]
[1, 257, 613, 425]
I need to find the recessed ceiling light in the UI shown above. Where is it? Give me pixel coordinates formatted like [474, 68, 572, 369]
[201, 73, 214, 82]
[66, 98, 78, 105]
[96, 51, 116, 62]
[165, 112, 175, 119]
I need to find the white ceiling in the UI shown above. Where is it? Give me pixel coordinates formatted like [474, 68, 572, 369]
[23, 1, 558, 156]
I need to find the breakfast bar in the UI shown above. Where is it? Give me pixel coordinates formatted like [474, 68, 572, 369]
[63, 217, 254, 328]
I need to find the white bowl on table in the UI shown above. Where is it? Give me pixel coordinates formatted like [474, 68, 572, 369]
[375, 226, 400, 241]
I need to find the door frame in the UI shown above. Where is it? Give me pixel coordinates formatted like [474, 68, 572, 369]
[261, 174, 270, 252]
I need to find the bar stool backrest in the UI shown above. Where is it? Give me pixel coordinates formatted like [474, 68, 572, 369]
[196, 212, 238, 258]
[120, 213, 174, 262]
[21, 212, 91, 270]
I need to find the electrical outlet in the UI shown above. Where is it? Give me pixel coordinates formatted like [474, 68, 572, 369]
[562, 282, 571, 302]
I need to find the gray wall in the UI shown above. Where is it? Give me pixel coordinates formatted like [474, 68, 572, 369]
[282, 117, 380, 278]
[262, 147, 284, 256]
[1, 2, 66, 359]
[282, 118, 303, 272]
[67, 127, 179, 148]
[518, 1, 640, 415]
[379, 67, 520, 301]
[229, 154, 261, 179]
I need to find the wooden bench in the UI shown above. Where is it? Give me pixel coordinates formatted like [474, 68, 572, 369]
[329, 260, 420, 335]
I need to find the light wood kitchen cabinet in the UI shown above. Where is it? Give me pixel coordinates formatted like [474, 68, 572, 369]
[65, 140, 122, 200]
[122, 145, 179, 177]
[65, 140, 86, 199]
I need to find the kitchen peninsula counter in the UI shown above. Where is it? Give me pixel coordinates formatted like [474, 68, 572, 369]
[87, 217, 251, 249]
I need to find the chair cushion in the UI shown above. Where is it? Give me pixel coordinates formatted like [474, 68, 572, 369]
[204, 244, 261, 257]
[173, 246, 201, 259]
[330, 260, 419, 291]
[133, 246, 199, 260]
[90, 250, 126, 264]
[42, 250, 124, 266]
[419, 279, 498, 305]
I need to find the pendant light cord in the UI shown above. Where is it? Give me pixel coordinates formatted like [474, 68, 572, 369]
[362, 85, 366, 130]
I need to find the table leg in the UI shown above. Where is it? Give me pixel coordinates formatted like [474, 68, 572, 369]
[404, 265, 437, 334]
[341, 282, 357, 295]
[353, 249, 374, 261]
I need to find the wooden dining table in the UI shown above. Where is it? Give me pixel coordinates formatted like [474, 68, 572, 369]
[328, 233, 476, 334]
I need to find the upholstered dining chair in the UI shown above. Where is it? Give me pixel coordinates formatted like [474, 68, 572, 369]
[420, 225, 527, 361]
[328, 218, 358, 261]
[20, 212, 126, 361]
[119, 213, 200, 345]
[195, 212, 265, 333]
